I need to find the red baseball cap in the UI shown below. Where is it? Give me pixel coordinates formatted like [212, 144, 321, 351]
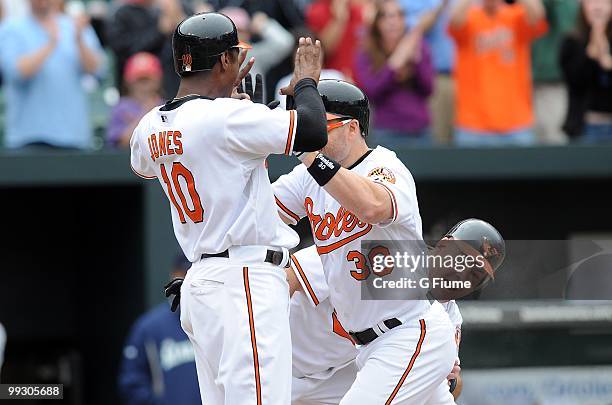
[124, 52, 162, 83]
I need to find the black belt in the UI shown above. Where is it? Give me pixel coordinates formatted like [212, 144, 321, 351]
[349, 318, 402, 345]
[201, 249, 285, 266]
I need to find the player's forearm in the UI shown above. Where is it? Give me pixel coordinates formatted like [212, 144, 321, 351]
[16, 43, 55, 78]
[519, 0, 545, 24]
[449, 0, 472, 28]
[322, 168, 393, 224]
[292, 79, 328, 152]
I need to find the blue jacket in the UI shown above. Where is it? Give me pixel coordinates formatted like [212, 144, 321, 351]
[118, 304, 201, 405]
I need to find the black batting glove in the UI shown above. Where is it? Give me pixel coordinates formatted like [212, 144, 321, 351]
[164, 277, 184, 312]
[239, 74, 280, 109]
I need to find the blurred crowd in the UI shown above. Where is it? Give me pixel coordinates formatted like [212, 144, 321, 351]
[0, 0, 611, 151]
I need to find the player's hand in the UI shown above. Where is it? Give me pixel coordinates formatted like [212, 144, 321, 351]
[449, 373, 463, 399]
[239, 73, 264, 103]
[233, 50, 255, 88]
[447, 359, 461, 381]
[285, 265, 304, 296]
[447, 359, 461, 397]
[164, 277, 184, 312]
[238, 73, 281, 109]
[280, 37, 322, 96]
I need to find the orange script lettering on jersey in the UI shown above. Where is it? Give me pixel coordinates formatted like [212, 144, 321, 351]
[304, 197, 373, 254]
[148, 131, 183, 162]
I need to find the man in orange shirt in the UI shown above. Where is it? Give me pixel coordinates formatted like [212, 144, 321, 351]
[449, 0, 547, 146]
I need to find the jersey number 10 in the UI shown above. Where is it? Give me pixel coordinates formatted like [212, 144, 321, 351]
[160, 162, 204, 224]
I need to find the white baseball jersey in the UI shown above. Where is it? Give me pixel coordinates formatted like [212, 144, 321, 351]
[289, 246, 357, 378]
[130, 97, 299, 261]
[440, 300, 463, 330]
[273, 146, 430, 332]
[440, 300, 463, 355]
[289, 248, 462, 405]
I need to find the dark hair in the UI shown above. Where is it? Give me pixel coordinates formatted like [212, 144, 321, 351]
[573, 1, 612, 42]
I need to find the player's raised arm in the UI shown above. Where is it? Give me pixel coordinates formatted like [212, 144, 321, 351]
[282, 37, 328, 153]
[307, 160, 395, 225]
[225, 37, 327, 157]
[296, 80, 403, 225]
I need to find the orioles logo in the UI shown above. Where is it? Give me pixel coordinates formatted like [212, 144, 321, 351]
[181, 54, 193, 71]
[304, 197, 372, 255]
[368, 167, 396, 184]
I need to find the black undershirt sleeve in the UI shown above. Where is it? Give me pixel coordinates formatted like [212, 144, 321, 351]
[291, 78, 328, 152]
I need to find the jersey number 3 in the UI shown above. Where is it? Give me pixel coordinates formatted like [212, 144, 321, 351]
[160, 162, 204, 224]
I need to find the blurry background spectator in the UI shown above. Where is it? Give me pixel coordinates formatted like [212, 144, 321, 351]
[402, 0, 457, 145]
[0, 0, 104, 149]
[531, 0, 578, 145]
[220, 7, 294, 101]
[106, 0, 186, 99]
[355, 0, 433, 147]
[247, 0, 309, 102]
[118, 255, 201, 405]
[0, 0, 30, 21]
[306, 0, 371, 80]
[449, 0, 547, 147]
[275, 28, 346, 109]
[107, 52, 162, 148]
[561, 0, 612, 143]
[86, 0, 111, 48]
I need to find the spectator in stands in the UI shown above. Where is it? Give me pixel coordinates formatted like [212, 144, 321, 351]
[107, 53, 162, 148]
[220, 7, 294, 100]
[401, 0, 457, 145]
[118, 255, 201, 405]
[0, 0, 104, 149]
[105, 0, 185, 99]
[449, 0, 547, 147]
[354, 0, 434, 147]
[531, 0, 578, 145]
[86, 1, 110, 48]
[0, 0, 29, 21]
[560, 0, 612, 143]
[275, 28, 346, 109]
[306, 0, 371, 80]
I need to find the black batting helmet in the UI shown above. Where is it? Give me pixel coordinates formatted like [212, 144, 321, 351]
[318, 80, 370, 137]
[445, 218, 506, 278]
[173, 12, 251, 75]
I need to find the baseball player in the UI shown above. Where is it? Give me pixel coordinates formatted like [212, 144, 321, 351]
[428, 219, 506, 303]
[288, 245, 359, 405]
[130, 12, 328, 405]
[428, 218, 506, 400]
[287, 217, 506, 404]
[273, 79, 457, 404]
[289, 246, 461, 405]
